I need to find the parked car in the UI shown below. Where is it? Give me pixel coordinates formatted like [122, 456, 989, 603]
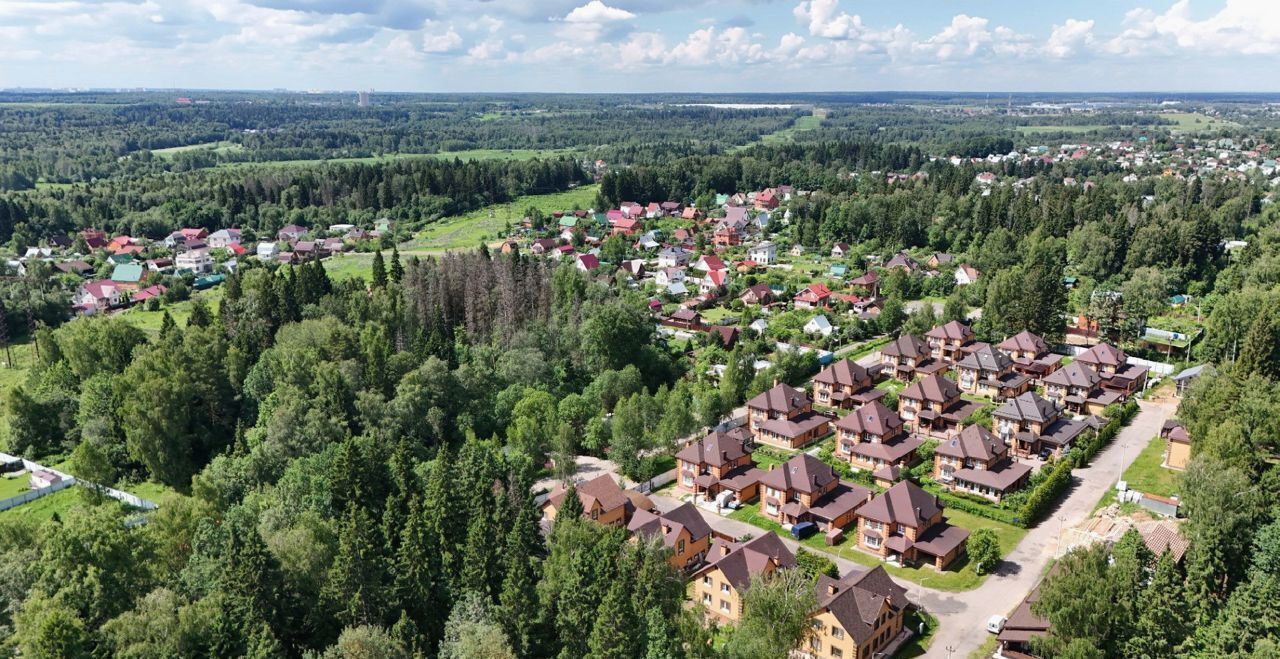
[987, 615, 1007, 634]
[790, 521, 817, 540]
[1038, 448, 1052, 461]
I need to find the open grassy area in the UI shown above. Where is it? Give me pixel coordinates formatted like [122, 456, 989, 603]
[1017, 124, 1113, 135]
[1161, 111, 1240, 132]
[968, 636, 998, 659]
[0, 488, 84, 522]
[151, 141, 244, 158]
[404, 184, 600, 252]
[0, 473, 31, 499]
[1119, 434, 1183, 498]
[121, 287, 224, 334]
[897, 609, 940, 658]
[215, 148, 574, 170]
[733, 110, 824, 151]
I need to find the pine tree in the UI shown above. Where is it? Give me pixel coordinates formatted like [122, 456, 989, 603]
[557, 483, 583, 521]
[394, 495, 448, 650]
[643, 607, 682, 659]
[322, 501, 390, 629]
[159, 311, 177, 339]
[497, 482, 543, 657]
[587, 579, 641, 659]
[1125, 552, 1191, 658]
[390, 245, 404, 283]
[372, 250, 388, 288]
[390, 609, 423, 658]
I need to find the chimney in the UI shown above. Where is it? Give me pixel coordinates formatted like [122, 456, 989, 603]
[773, 377, 779, 387]
[827, 584, 840, 596]
[721, 544, 731, 557]
[915, 506, 922, 520]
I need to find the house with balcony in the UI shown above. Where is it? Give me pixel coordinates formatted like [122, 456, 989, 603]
[953, 344, 1032, 400]
[855, 481, 970, 569]
[993, 392, 1094, 458]
[692, 532, 796, 625]
[924, 320, 975, 364]
[803, 567, 910, 659]
[746, 383, 832, 449]
[812, 358, 883, 409]
[834, 400, 923, 474]
[542, 475, 634, 527]
[996, 330, 1064, 381]
[674, 428, 763, 505]
[879, 334, 947, 382]
[628, 502, 714, 570]
[897, 374, 983, 437]
[932, 424, 1032, 502]
[1075, 342, 1149, 398]
[759, 454, 874, 532]
[1042, 361, 1121, 416]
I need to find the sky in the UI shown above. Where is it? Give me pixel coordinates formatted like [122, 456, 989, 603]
[1, 0, 1278, 93]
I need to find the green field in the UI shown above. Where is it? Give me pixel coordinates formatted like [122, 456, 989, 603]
[0, 488, 84, 522]
[1017, 124, 1112, 135]
[1161, 111, 1240, 132]
[151, 141, 245, 158]
[121, 287, 224, 334]
[403, 184, 600, 252]
[735, 111, 824, 151]
[322, 252, 377, 281]
[0, 473, 31, 499]
[215, 147, 575, 170]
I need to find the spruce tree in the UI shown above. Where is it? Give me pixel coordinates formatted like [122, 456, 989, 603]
[390, 245, 404, 283]
[159, 311, 177, 339]
[1125, 552, 1191, 658]
[322, 501, 390, 629]
[587, 579, 641, 659]
[372, 250, 388, 288]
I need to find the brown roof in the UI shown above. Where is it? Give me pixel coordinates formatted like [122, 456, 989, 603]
[1167, 426, 1191, 444]
[1077, 342, 1127, 368]
[1139, 522, 1190, 562]
[851, 434, 924, 464]
[834, 400, 902, 437]
[814, 566, 909, 645]
[993, 392, 1059, 425]
[552, 474, 629, 514]
[935, 424, 1005, 462]
[814, 358, 870, 388]
[1042, 361, 1101, 389]
[955, 344, 1013, 372]
[881, 334, 930, 359]
[676, 429, 753, 467]
[758, 412, 829, 440]
[900, 373, 960, 404]
[857, 481, 942, 529]
[746, 382, 811, 415]
[926, 320, 974, 341]
[807, 483, 875, 522]
[997, 330, 1049, 355]
[759, 454, 838, 495]
[695, 532, 796, 590]
[912, 523, 971, 558]
[951, 461, 1032, 493]
[628, 502, 713, 548]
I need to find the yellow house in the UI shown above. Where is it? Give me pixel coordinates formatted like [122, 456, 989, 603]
[803, 566, 910, 659]
[542, 474, 632, 527]
[628, 502, 714, 570]
[1163, 424, 1192, 470]
[691, 532, 795, 625]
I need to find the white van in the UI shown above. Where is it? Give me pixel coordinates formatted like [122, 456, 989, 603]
[987, 615, 1007, 634]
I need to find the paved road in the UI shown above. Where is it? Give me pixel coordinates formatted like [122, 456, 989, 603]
[652, 398, 1174, 659]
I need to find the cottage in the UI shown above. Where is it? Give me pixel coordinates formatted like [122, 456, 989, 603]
[954, 263, 981, 286]
[575, 253, 600, 273]
[759, 454, 873, 531]
[831, 242, 852, 258]
[1171, 364, 1212, 397]
[834, 400, 923, 474]
[667, 308, 702, 328]
[542, 474, 632, 527]
[927, 253, 955, 269]
[1162, 422, 1191, 470]
[1075, 343, 1149, 398]
[693, 533, 795, 624]
[804, 314, 834, 337]
[924, 320, 975, 364]
[256, 242, 279, 261]
[696, 254, 727, 273]
[848, 271, 880, 297]
[75, 280, 124, 312]
[996, 330, 1063, 380]
[933, 425, 1032, 502]
[658, 246, 691, 268]
[885, 252, 921, 273]
[109, 263, 144, 284]
[277, 224, 307, 242]
[675, 428, 762, 505]
[879, 334, 945, 382]
[748, 241, 777, 265]
[953, 344, 1032, 400]
[794, 283, 832, 309]
[994, 392, 1092, 458]
[739, 283, 774, 306]
[746, 383, 831, 449]
[812, 358, 881, 409]
[1042, 361, 1120, 416]
[897, 374, 983, 437]
[855, 481, 970, 569]
[175, 248, 213, 274]
[208, 228, 242, 249]
[806, 567, 910, 659]
[628, 502, 714, 570]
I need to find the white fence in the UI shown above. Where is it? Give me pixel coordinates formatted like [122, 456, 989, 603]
[0, 477, 77, 513]
[1062, 348, 1175, 376]
[0, 451, 158, 513]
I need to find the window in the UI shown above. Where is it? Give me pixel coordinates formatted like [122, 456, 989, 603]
[682, 474, 694, 486]
[719, 600, 731, 612]
[677, 539, 686, 554]
[590, 508, 599, 520]
[810, 638, 822, 651]
[811, 620, 824, 631]
[832, 627, 844, 640]
[864, 534, 881, 549]
[830, 648, 843, 658]
[721, 582, 730, 594]
[702, 593, 711, 604]
[703, 576, 712, 586]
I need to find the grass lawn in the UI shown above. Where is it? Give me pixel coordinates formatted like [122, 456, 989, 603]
[1161, 111, 1240, 132]
[322, 252, 376, 281]
[897, 609, 940, 658]
[0, 488, 85, 522]
[968, 636, 998, 659]
[151, 141, 245, 158]
[1017, 124, 1112, 135]
[699, 307, 739, 324]
[1119, 434, 1183, 498]
[732, 111, 824, 151]
[876, 378, 907, 394]
[751, 451, 790, 470]
[0, 473, 31, 499]
[118, 480, 179, 505]
[121, 288, 224, 334]
[404, 184, 600, 252]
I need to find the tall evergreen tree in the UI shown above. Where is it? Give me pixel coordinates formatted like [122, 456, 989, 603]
[372, 250, 388, 289]
[322, 501, 390, 630]
[390, 245, 404, 284]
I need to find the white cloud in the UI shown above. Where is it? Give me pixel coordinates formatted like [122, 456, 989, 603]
[1101, 0, 1280, 57]
[794, 0, 870, 40]
[465, 38, 506, 61]
[1044, 18, 1094, 59]
[422, 26, 462, 53]
[918, 14, 991, 60]
[564, 1, 635, 24]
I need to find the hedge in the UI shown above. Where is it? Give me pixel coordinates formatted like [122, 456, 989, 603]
[1074, 399, 1140, 466]
[921, 482, 1023, 526]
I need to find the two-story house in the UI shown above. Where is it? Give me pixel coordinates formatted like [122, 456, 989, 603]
[794, 283, 832, 309]
[1161, 421, 1191, 470]
[803, 567, 910, 659]
[1076, 342, 1149, 398]
[924, 320, 975, 364]
[996, 330, 1063, 381]
[848, 271, 880, 297]
[1042, 361, 1120, 416]
[879, 334, 946, 382]
[628, 501, 714, 570]
[675, 428, 763, 505]
[812, 358, 882, 409]
[953, 344, 1032, 400]
[759, 454, 873, 531]
[932, 424, 1032, 502]
[739, 283, 774, 306]
[855, 480, 970, 569]
[834, 400, 923, 474]
[993, 391, 1094, 458]
[897, 374, 983, 437]
[692, 532, 796, 625]
[747, 383, 832, 449]
[747, 241, 777, 265]
[542, 474, 633, 527]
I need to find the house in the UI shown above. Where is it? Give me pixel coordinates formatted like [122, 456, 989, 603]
[954, 263, 981, 286]
[897, 374, 983, 437]
[996, 330, 1063, 380]
[109, 263, 144, 284]
[924, 320, 975, 363]
[997, 580, 1051, 657]
[1075, 343, 1149, 398]
[933, 425, 1032, 502]
[1172, 364, 1212, 396]
[831, 242, 852, 258]
[620, 259, 646, 279]
[667, 282, 690, 298]
[207, 228, 242, 249]
[739, 283, 774, 306]
[699, 270, 728, 295]
[28, 470, 63, 489]
[696, 254, 727, 273]
[667, 308, 702, 328]
[879, 334, 946, 382]
[321, 238, 344, 254]
[953, 344, 1032, 400]
[175, 248, 214, 274]
[927, 253, 955, 269]
[620, 201, 643, 218]
[131, 284, 167, 305]
[805, 567, 910, 659]
[794, 283, 832, 309]
[542, 474, 632, 527]
[79, 229, 108, 250]
[848, 271, 880, 297]
[759, 454, 873, 531]
[628, 502, 714, 570]
[834, 400, 923, 474]
[1162, 422, 1192, 470]
[885, 252, 921, 273]
[655, 268, 686, 287]
[755, 188, 780, 210]
[575, 253, 599, 273]
[530, 238, 558, 256]
[746, 383, 831, 450]
[658, 246, 691, 268]
[804, 314, 834, 337]
[994, 392, 1092, 458]
[813, 358, 881, 409]
[75, 280, 124, 312]
[708, 326, 739, 349]
[693, 532, 795, 625]
[748, 242, 777, 265]
[256, 242, 278, 261]
[713, 221, 741, 247]
[145, 258, 173, 272]
[856, 480, 969, 569]
[675, 428, 762, 505]
[1042, 361, 1121, 416]
[53, 260, 93, 277]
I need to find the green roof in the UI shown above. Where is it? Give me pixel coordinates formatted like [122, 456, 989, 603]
[558, 216, 578, 228]
[110, 263, 144, 283]
[109, 253, 134, 264]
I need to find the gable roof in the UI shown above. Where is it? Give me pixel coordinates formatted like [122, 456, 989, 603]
[926, 320, 973, 342]
[935, 424, 1004, 461]
[676, 429, 753, 466]
[993, 392, 1059, 424]
[814, 358, 870, 388]
[815, 567, 910, 645]
[858, 481, 942, 528]
[628, 502, 713, 548]
[834, 400, 901, 437]
[553, 474, 629, 514]
[746, 382, 810, 415]
[997, 330, 1049, 355]
[1077, 342, 1127, 367]
[881, 334, 930, 359]
[955, 344, 1013, 372]
[759, 454, 838, 495]
[900, 373, 960, 403]
[697, 532, 796, 591]
[1042, 361, 1101, 388]
[110, 263, 144, 283]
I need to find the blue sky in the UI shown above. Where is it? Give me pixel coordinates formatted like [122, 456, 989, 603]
[1, 0, 1277, 92]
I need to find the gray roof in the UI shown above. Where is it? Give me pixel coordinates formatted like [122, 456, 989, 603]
[956, 344, 1013, 372]
[993, 392, 1058, 424]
